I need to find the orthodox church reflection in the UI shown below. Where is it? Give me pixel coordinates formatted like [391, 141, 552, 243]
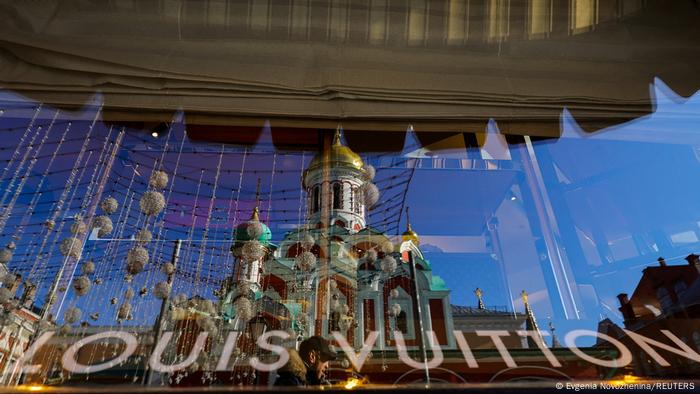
[217, 130, 530, 352]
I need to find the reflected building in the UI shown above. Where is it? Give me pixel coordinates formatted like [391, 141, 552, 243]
[599, 254, 700, 378]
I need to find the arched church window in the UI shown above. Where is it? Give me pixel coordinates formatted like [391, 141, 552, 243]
[332, 182, 343, 210]
[312, 185, 320, 213]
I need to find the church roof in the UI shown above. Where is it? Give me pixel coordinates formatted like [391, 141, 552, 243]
[451, 304, 521, 317]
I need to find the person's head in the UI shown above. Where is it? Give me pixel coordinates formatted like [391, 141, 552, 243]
[298, 336, 337, 381]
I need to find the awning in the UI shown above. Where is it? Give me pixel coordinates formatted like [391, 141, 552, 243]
[0, 0, 699, 137]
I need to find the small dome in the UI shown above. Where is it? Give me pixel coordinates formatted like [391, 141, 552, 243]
[234, 208, 272, 245]
[306, 129, 365, 174]
[402, 224, 420, 246]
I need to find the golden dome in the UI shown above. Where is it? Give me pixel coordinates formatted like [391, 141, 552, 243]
[307, 129, 364, 172]
[401, 224, 420, 246]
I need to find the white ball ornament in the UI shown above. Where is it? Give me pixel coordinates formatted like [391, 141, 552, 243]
[82, 261, 95, 275]
[390, 303, 402, 317]
[60, 237, 83, 258]
[154, 281, 171, 299]
[330, 279, 338, 290]
[300, 233, 315, 251]
[363, 164, 376, 180]
[390, 288, 399, 298]
[125, 287, 135, 299]
[72, 275, 91, 296]
[381, 241, 394, 254]
[126, 246, 149, 274]
[0, 287, 11, 304]
[93, 215, 113, 238]
[140, 191, 166, 216]
[0, 248, 12, 264]
[117, 302, 132, 321]
[380, 256, 397, 274]
[161, 262, 176, 275]
[149, 170, 169, 190]
[233, 297, 253, 322]
[101, 197, 119, 214]
[361, 182, 380, 207]
[295, 251, 316, 272]
[241, 240, 265, 262]
[237, 281, 251, 296]
[70, 219, 87, 235]
[135, 229, 153, 243]
[64, 307, 82, 324]
[173, 293, 188, 306]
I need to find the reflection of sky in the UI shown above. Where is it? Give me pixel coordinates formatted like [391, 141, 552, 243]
[421, 78, 700, 340]
[1, 78, 699, 342]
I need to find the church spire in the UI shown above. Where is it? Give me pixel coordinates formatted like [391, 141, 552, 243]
[401, 206, 420, 245]
[522, 290, 544, 348]
[333, 125, 342, 146]
[475, 287, 485, 310]
[251, 178, 261, 221]
[548, 318, 561, 348]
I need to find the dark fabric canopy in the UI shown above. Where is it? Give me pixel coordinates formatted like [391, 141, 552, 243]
[0, 0, 699, 137]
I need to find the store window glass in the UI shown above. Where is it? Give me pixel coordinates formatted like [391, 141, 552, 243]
[0, 0, 700, 392]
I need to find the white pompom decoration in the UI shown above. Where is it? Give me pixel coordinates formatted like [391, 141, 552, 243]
[295, 251, 316, 272]
[126, 247, 149, 274]
[135, 229, 153, 243]
[72, 275, 91, 296]
[70, 219, 87, 235]
[381, 241, 394, 254]
[60, 237, 83, 258]
[390, 288, 399, 298]
[117, 302, 132, 321]
[139, 191, 166, 216]
[363, 164, 376, 180]
[0, 248, 12, 264]
[154, 281, 171, 299]
[200, 299, 216, 315]
[101, 197, 119, 214]
[161, 262, 175, 275]
[149, 170, 169, 190]
[125, 287, 134, 299]
[82, 261, 95, 275]
[173, 293, 188, 306]
[241, 240, 265, 262]
[361, 182, 380, 207]
[246, 221, 264, 239]
[390, 303, 402, 317]
[330, 279, 338, 290]
[64, 307, 82, 324]
[94, 215, 113, 237]
[237, 281, 251, 296]
[380, 256, 397, 274]
[300, 233, 315, 251]
[0, 287, 11, 304]
[234, 297, 253, 322]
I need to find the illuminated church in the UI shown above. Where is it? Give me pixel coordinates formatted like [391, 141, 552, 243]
[218, 130, 528, 352]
